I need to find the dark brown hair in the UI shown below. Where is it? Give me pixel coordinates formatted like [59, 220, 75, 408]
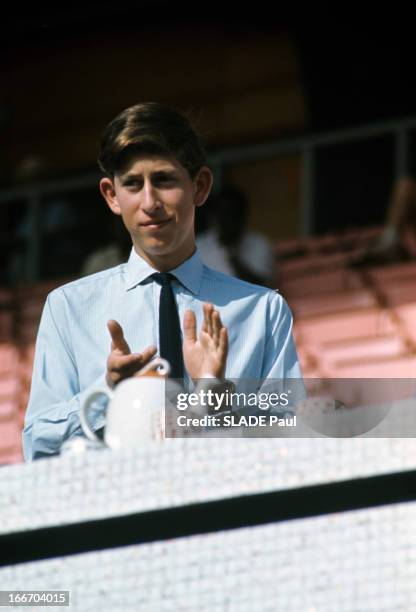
[98, 102, 207, 179]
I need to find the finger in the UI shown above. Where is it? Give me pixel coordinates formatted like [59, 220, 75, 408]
[109, 352, 149, 373]
[212, 310, 221, 344]
[140, 345, 158, 364]
[201, 303, 209, 333]
[218, 327, 228, 379]
[116, 361, 148, 381]
[219, 327, 228, 357]
[183, 310, 197, 344]
[109, 345, 157, 371]
[107, 319, 131, 354]
[109, 346, 157, 379]
[107, 357, 144, 385]
[204, 303, 213, 337]
[207, 304, 215, 338]
[127, 345, 157, 377]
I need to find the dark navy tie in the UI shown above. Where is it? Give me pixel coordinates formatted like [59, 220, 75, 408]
[152, 272, 185, 379]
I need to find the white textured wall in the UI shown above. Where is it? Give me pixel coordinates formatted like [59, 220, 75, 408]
[1, 437, 415, 610]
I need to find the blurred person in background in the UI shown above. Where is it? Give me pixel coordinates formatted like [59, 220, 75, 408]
[196, 185, 275, 287]
[81, 215, 132, 276]
[383, 175, 416, 259]
[351, 175, 416, 266]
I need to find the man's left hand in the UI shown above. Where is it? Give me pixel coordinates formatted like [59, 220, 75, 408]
[182, 303, 228, 379]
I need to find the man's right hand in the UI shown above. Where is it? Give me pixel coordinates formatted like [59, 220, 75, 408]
[106, 319, 157, 388]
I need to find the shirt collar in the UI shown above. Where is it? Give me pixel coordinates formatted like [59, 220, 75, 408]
[124, 247, 204, 295]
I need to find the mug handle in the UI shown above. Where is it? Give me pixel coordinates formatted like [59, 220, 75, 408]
[138, 357, 171, 377]
[80, 389, 113, 444]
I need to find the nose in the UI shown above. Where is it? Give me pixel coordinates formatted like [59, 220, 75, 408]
[141, 180, 162, 213]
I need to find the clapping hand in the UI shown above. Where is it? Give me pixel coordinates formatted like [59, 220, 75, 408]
[106, 319, 157, 388]
[182, 303, 228, 380]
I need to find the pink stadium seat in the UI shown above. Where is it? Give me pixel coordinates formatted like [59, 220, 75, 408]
[289, 288, 378, 318]
[295, 307, 397, 346]
[316, 335, 408, 375]
[280, 252, 349, 279]
[379, 282, 416, 307]
[0, 343, 19, 375]
[0, 398, 18, 420]
[367, 261, 416, 286]
[275, 238, 307, 258]
[327, 353, 416, 378]
[18, 320, 41, 345]
[276, 227, 383, 261]
[394, 302, 416, 345]
[18, 298, 46, 319]
[341, 225, 384, 245]
[22, 343, 36, 361]
[0, 418, 22, 451]
[304, 234, 341, 254]
[0, 376, 20, 398]
[296, 345, 322, 377]
[280, 268, 364, 299]
[0, 311, 14, 342]
[301, 365, 323, 381]
[320, 354, 416, 408]
[0, 289, 14, 335]
[19, 343, 36, 380]
[16, 279, 63, 298]
[0, 449, 23, 465]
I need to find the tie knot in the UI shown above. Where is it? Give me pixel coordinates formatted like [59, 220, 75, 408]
[152, 272, 175, 287]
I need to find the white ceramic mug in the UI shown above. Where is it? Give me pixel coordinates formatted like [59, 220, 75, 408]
[80, 358, 170, 449]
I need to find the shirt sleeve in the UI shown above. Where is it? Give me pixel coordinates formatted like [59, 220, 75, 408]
[260, 292, 300, 377]
[259, 291, 306, 408]
[22, 292, 109, 461]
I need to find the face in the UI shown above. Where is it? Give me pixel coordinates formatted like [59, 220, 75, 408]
[100, 155, 213, 271]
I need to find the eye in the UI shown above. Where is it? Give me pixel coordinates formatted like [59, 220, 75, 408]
[153, 173, 177, 187]
[124, 179, 141, 189]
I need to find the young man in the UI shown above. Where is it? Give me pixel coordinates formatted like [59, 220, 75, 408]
[23, 102, 302, 461]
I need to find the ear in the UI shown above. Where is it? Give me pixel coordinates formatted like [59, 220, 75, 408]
[193, 166, 213, 208]
[100, 177, 121, 215]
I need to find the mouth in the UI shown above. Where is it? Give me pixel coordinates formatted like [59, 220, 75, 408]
[140, 219, 171, 230]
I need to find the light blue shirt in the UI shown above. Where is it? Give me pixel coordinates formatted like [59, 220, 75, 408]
[23, 248, 302, 461]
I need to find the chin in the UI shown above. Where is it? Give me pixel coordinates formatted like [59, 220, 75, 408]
[137, 243, 174, 259]
[138, 237, 170, 251]
[147, 241, 173, 254]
